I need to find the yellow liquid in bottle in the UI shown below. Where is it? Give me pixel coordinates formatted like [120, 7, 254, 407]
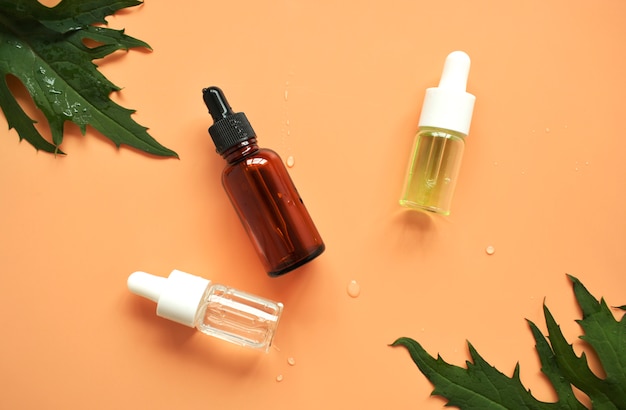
[399, 127, 465, 215]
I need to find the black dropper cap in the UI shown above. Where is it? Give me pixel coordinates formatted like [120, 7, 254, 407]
[202, 86, 256, 154]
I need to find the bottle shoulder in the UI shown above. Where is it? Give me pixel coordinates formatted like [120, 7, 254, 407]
[222, 146, 285, 177]
[250, 147, 280, 158]
[228, 146, 281, 163]
[418, 126, 467, 142]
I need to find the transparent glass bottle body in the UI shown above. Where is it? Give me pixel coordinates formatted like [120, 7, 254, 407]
[400, 127, 466, 215]
[221, 138, 325, 277]
[196, 283, 283, 352]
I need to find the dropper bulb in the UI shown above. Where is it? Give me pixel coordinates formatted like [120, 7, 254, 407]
[127, 271, 165, 303]
[203, 86, 234, 122]
[438, 51, 471, 91]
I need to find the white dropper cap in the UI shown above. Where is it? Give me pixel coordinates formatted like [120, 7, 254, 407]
[127, 270, 210, 327]
[418, 51, 476, 136]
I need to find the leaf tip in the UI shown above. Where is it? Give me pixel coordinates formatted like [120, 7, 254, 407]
[390, 337, 412, 348]
[566, 273, 581, 285]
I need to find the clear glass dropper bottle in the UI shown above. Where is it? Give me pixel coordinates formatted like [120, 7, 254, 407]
[127, 270, 283, 352]
[400, 51, 476, 215]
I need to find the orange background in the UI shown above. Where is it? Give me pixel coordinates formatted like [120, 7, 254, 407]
[1, 1, 625, 409]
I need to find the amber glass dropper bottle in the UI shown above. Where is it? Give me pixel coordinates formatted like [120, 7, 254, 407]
[202, 86, 325, 277]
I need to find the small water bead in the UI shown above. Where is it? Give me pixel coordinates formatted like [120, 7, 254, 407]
[545, 128, 551, 133]
[286, 156, 295, 168]
[276, 374, 284, 382]
[347, 280, 361, 298]
[485, 245, 495, 255]
[287, 357, 296, 366]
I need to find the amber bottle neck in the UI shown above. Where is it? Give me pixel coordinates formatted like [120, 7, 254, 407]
[222, 138, 259, 164]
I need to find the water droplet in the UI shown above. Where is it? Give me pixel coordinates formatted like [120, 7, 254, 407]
[287, 357, 296, 366]
[585, 161, 589, 166]
[277, 192, 283, 199]
[564, 125, 568, 129]
[287, 129, 291, 136]
[284, 90, 289, 101]
[286, 156, 295, 168]
[493, 161, 499, 166]
[575, 167, 579, 172]
[347, 280, 361, 298]
[485, 245, 495, 255]
[545, 128, 551, 133]
[443, 177, 451, 184]
[276, 374, 284, 382]
[286, 119, 290, 126]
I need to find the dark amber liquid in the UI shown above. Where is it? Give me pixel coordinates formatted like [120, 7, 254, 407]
[222, 139, 325, 276]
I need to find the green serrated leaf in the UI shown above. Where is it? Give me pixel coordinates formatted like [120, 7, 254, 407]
[393, 276, 626, 409]
[0, 0, 143, 33]
[0, 0, 177, 157]
[526, 319, 585, 409]
[558, 275, 626, 407]
[568, 275, 626, 391]
[0, 75, 62, 153]
[391, 338, 557, 409]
